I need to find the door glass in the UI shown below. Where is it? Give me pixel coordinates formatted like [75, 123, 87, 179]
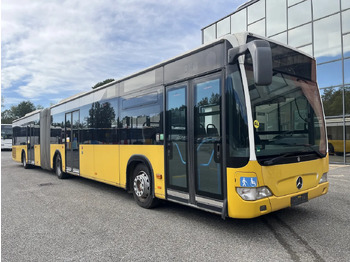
[72, 111, 80, 170]
[194, 77, 222, 197]
[28, 124, 35, 162]
[167, 86, 188, 190]
[65, 113, 72, 170]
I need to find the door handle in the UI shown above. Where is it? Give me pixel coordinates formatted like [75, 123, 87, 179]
[167, 141, 173, 159]
[214, 142, 221, 163]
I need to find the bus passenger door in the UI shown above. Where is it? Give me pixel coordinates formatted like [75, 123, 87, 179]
[166, 73, 223, 211]
[166, 84, 189, 199]
[193, 75, 223, 203]
[27, 123, 35, 165]
[65, 110, 80, 174]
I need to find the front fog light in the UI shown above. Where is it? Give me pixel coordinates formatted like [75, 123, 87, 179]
[236, 186, 272, 201]
[319, 172, 328, 183]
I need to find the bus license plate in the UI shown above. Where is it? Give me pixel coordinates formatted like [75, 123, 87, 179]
[291, 193, 308, 207]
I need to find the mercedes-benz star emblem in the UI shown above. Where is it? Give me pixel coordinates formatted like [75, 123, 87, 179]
[296, 176, 303, 190]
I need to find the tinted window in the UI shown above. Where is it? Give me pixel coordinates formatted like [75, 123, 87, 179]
[87, 98, 118, 144]
[120, 92, 163, 145]
[51, 113, 65, 144]
[226, 64, 249, 167]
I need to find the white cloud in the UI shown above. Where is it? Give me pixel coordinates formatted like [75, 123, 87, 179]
[1, 0, 245, 108]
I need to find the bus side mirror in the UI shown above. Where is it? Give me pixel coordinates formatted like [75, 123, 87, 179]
[228, 40, 272, 86]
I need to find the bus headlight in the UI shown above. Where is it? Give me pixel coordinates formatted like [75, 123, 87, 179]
[319, 173, 328, 184]
[236, 187, 272, 201]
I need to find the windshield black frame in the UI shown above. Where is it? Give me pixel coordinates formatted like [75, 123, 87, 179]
[244, 42, 327, 165]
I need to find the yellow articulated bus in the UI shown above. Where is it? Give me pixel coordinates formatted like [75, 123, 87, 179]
[12, 32, 329, 219]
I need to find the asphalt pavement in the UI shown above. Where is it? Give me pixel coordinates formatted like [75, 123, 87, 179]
[1, 151, 350, 261]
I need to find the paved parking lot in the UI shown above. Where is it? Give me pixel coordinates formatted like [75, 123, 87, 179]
[2, 151, 350, 261]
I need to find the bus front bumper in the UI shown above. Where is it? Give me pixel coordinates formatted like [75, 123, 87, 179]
[228, 182, 329, 219]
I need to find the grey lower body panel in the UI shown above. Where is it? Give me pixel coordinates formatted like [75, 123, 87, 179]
[167, 189, 223, 214]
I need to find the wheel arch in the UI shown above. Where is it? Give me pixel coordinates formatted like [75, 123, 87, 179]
[126, 155, 154, 196]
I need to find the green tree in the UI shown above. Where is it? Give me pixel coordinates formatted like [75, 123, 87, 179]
[92, 79, 115, 89]
[11, 101, 36, 119]
[1, 100, 41, 123]
[1, 110, 15, 124]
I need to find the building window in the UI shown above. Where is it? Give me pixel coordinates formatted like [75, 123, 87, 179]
[288, 0, 311, 29]
[288, 0, 304, 7]
[317, 61, 343, 88]
[344, 58, 350, 84]
[248, 0, 265, 24]
[342, 9, 350, 34]
[345, 86, 350, 114]
[203, 24, 216, 44]
[342, 0, 350, 10]
[344, 34, 350, 58]
[313, 0, 340, 20]
[314, 14, 341, 63]
[270, 32, 287, 45]
[288, 23, 312, 47]
[231, 9, 247, 34]
[298, 44, 313, 56]
[217, 17, 230, 38]
[266, 0, 287, 36]
[248, 19, 266, 36]
[321, 87, 344, 117]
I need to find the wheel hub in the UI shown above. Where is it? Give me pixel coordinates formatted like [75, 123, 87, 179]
[133, 171, 150, 198]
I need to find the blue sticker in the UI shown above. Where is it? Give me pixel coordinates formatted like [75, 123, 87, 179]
[240, 177, 257, 187]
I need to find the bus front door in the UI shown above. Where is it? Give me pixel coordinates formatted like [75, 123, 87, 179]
[166, 73, 223, 213]
[65, 110, 80, 174]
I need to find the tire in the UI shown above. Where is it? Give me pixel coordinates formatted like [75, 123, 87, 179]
[131, 163, 159, 209]
[55, 154, 68, 179]
[22, 152, 28, 169]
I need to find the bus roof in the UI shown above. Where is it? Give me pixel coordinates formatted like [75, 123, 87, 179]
[15, 32, 314, 119]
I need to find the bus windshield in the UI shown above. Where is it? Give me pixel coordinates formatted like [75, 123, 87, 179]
[1, 125, 13, 140]
[244, 43, 327, 163]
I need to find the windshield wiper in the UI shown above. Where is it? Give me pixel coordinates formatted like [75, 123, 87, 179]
[296, 144, 324, 158]
[263, 152, 299, 166]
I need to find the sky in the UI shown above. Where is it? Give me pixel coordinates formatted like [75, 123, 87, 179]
[1, 0, 246, 110]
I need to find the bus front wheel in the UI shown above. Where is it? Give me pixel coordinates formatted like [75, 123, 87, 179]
[132, 163, 159, 209]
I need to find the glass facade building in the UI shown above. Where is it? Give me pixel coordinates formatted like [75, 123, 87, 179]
[202, 0, 350, 164]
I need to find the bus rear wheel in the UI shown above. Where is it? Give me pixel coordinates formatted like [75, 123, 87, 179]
[22, 152, 28, 169]
[132, 163, 159, 209]
[55, 154, 68, 179]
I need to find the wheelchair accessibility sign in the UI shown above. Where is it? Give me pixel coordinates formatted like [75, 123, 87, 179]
[240, 177, 257, 187]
